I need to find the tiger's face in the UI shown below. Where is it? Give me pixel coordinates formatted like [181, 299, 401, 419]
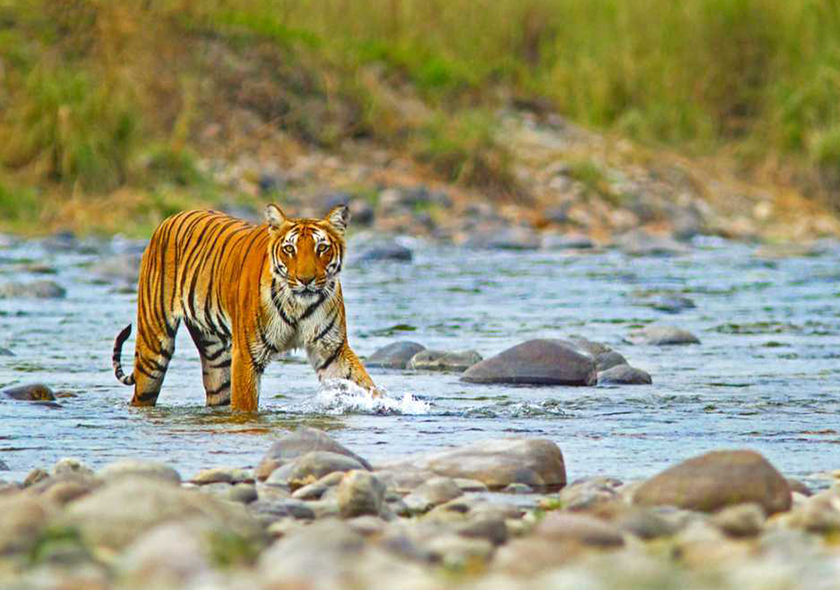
[265, 204, 347, 298]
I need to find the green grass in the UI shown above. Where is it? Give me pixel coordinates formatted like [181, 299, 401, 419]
[3, 0, 840, 216]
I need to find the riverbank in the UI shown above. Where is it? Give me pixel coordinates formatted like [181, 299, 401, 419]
[1, 428, 839, 590]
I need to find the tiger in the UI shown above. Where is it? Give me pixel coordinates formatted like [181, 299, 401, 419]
[111, 204, 378, 412]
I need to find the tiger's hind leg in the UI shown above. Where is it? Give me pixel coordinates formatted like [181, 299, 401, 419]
[131, 317, 180, 407]
[186, 323, 232, 407]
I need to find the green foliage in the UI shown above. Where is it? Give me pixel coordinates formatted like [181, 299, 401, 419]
[0, 179, 39, 223]
[414, 110, 517, 195]
[207, 530, 260, 568]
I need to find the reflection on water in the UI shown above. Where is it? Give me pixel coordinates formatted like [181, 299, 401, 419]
[1, 237, 839, 486]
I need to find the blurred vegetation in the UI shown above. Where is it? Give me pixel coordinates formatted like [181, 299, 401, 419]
[2, 0, 840, 231]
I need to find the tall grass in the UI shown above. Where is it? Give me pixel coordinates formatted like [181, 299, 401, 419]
[2, 0, 840, 206]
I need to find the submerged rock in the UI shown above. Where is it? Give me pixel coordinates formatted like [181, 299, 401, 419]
[256, 427, 372, 481]
[633, 449, 792, 514]
[356, 240, 413, 263]
[461, 339, 597, 386]
[598, 364, 652, 385]
[90, 253, 143, 285]
[628, 324, 701, 346]
[0, 347, 13, 356]
[616, 229, 689, 257]
[407, 349, 482, 372]
[379, 437, 566, 490]
[366, 341, 426, 369]
[2, 383, 55, 401]
[0, 280, 66, 299]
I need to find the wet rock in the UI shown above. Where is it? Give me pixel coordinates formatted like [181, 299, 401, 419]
[461, 339, 597, 386]
[337, 470, 386, 518]
[503, 483, 533, 494]
[0, 280, 66, 299]
[367, 341, 426, 369]
[97, 459, 182, 485]
[52, 457, 94, 478]
[58, 476, 262, 550]
[356, 240, 413, 263]
[0, 347, 12, 356]
[256, 427, 372, 481]
[534, 512, 625, 548]
[633, 450, 792, 514]
[407, 349, 482, 372]
[89, 253, 143, 284]
[711, 503, 766, 537]
[616, 229, 689, 257]
[786, 478, 812, 497]
[454, 478, 489, 492]
[541, 233, 595, 250]
[291, 471, 344, 500]
[453, 516, 509, 546]
[598, 364, 652, 385]
[380, 437, 566, 490]
[403, 477, 463, 514]
[628, 324, 701, 346]
[190, 467, 253, 485]
[2, 383, 55, 401]
[266, 451, 367, 488]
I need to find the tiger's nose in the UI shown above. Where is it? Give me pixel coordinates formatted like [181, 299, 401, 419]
[299, 276, 315, 286]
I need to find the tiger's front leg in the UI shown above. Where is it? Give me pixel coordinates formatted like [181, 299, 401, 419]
[307, 337, 379, 397]
[230, 341, 261, 412]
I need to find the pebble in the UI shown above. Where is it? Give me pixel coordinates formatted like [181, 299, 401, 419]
[256, 427, 372, 481]
[97, 460, 182, 485]
[190, 467, 254, 485]
[266, 451, 366, 488]
[337, 470, 386, 518]
[52, 457, 94, 478]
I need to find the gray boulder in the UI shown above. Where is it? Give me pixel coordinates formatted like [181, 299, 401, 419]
[2, 383, 55, 401]
[256, 428, 371, 481]
[461, 339, 596, 386]
[366, 341, 426, 369]
[379, 438, 566, 490]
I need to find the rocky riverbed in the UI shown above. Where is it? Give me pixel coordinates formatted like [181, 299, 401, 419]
[2, 428, 840, 590]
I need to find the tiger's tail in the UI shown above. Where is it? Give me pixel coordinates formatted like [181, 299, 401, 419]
[113, 324, 136, 386]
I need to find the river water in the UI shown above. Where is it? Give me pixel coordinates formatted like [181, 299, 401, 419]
[1, 235, 839, 487]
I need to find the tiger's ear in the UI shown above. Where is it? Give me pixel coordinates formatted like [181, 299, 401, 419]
[265, 204, 287, 231]
[325, 204, 349, 236]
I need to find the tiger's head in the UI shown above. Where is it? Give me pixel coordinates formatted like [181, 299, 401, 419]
[265, 203, 348, 298]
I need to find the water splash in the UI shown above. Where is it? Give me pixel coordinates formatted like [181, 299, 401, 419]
[311, 379, 430, 415]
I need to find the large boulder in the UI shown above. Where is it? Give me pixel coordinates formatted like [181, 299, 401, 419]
[336, 470, 386, 518]
[461, 339, 596, 386]
[633, 450, 792, 514]
[366, 341, 426, 369]
[2, 383, 55, 401]
[256, 428, 371, 481]
[379, 438, 566, 490]
[57, 476, 263, 550]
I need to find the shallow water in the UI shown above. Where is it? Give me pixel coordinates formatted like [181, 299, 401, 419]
[1, 235, 839, 487]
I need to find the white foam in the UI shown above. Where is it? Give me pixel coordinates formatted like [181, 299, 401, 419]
[312, 379, 430, 415]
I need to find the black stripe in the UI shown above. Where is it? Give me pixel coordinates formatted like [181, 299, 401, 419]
[203, 346, 228, 362]
[210, 358, 232, 369]
[317, 337, 345, 372]
[206, 380, 231, 396]
[134, 390, 159, 403]
[134, 363, 156, 379]
[300, 292, 327, 320]
[312, 313, 337, 343]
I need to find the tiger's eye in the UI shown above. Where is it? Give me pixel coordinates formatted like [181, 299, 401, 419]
[317, 244, 330, 254]
[283, 245, 295, 255]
